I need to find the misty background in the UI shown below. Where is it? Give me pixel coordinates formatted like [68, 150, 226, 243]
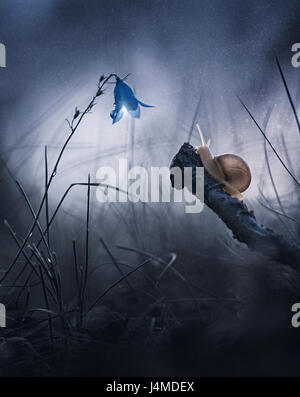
[0, 0, 300, 376]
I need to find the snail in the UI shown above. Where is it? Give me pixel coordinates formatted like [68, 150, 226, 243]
[195, 123, 251, 200]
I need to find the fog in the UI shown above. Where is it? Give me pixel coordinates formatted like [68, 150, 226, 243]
[0, 0, 300, 376]
[0, 2, 299, 193]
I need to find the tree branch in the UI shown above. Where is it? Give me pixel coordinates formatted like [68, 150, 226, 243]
[170, 143, 300, 270]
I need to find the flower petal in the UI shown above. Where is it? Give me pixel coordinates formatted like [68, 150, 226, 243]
[116, 81, 139, 111]
[128, 105, 141, 119]
[110, 107, 125, 124]
[110, 78, 153, 124]
[138, 100, 154, 108]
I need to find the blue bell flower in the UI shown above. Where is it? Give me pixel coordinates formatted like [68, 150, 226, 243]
[110, 77, 154, 124]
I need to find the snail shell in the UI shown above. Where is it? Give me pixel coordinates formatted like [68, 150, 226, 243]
[214, 154, 251, 194]
[195, 123, 251, 200]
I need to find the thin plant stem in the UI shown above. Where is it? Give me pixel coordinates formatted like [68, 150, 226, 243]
[87, 259, 151, 313]
[72, 240, 79, 293]
[238, 97, 300, 187]
[258, 199, 300, 225]
[1, 74, 117, 283]
[79, 174, 91, 328]
[3, 220, 53, 302]
[100, 237, 134, 292]
[188, 94, 202, 142]
[38, 264, 53, 344]
[8, 182, 130, 292]
[275, 56, 300, 136]
[14, 180, 54, 265]
[45, 146, 50, 247]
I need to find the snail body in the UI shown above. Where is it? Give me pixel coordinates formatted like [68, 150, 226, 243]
[196, 124, 251, 200]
